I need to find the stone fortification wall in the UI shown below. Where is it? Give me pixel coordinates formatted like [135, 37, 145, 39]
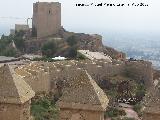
[143, 113, 160, 120]
[0, 101, 31, 120]
[59, 108, 104, 120]
[77, 34, 104, 52]
[125, 60, 153, 88]
[59, 29, 104, 52]
[47, 60, 126, 94]
[15, 59, 153, 96]
[15, 63, 50, 94]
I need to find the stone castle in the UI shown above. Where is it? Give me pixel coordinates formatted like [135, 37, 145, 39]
[2, 1, 160, 120]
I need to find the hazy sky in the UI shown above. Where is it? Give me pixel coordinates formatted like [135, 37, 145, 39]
[0, 0, 160, 34]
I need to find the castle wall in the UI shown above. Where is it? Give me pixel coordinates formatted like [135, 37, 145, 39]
[59, 108, 104, 120]
[32, 2, 61, 38]
[0, 101, 31, 120]
[143, 113, 160, 120]
[75, 34, 104, 52]
[84, 62, 126, 83]
[125, 61, 153, 88]
[15, 24, 29, 32]
[23, 71, 50, 94]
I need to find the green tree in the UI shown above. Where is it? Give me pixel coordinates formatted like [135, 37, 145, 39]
[13, 30, 25, 51]
[1, 47, 17, 57]
[14, 37, 25, 51]
[68, 46, 77, 58]
[66, 35, 77, 46]
[41, 41, 57, 57]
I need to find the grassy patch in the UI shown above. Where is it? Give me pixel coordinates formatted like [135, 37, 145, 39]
[105, 107, 126, 118]
[31, 95, 59, 120]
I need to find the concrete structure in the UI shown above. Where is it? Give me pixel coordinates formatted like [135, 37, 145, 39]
[15, 24, 29, 32]
[56, 70, 109, 120]
[0, 64, 35, 120]
[32, 2, 61, 38]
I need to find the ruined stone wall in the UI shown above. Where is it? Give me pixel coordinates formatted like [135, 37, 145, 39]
[125, 61, 153, 88]
[32, 2, 61, 38]
[103, 46, 126, 60]
[75, 34, 104, 52]
[58, 29, 104, 52]
[47, 60, 126, 97]
[0, 101, 31, 120]
[143, 113, 160, 120]
[15, 24, 29, 32]
[23, 70, 50, 94]
[15, 63, 50, 94]
[83, 61, 126, 83]
[59, 108, 104, 120]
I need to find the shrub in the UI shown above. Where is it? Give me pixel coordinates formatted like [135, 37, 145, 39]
[68, 46, 77, 58]
[135, 84, 146, 100]
[31, 97, 59, 120]
[66, 35, 77, 46]
[14, 37, 25, 51]
[105, 107, 126, 118]
[41, 41, 57, 57]
[1, 47, 17, 57]
[133, 103, 143, 117]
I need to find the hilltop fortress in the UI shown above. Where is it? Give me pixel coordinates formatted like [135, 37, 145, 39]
[10, 2, 125, 59]
[1, 1, 160, 120]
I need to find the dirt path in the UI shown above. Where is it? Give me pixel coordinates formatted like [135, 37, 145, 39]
[123, 107, 140, 120]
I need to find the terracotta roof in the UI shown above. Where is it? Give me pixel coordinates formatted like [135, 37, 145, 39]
[57, 70, 109, 111]
[0, 64, 35, 104]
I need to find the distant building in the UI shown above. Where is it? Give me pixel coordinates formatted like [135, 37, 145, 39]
[15, 24, 29, 32]
[32, 2, 61, 38]
[10, 24, 29, 35]
[10, 29, 15, 35]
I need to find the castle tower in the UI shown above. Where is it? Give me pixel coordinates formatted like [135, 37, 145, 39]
[32, 2, 61, 38]
[0, 64, 35, 120]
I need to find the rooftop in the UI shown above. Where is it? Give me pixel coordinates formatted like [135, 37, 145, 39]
[57, 70, 109, 111]
[0, 64, 35, 104]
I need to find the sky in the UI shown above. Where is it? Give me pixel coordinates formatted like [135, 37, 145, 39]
[0, 0, 160, 35]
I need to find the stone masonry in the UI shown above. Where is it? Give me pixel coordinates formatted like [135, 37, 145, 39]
[32, 2, 61, 38]
[56, 70, 109, 120]
[0, 64, 35, 120]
